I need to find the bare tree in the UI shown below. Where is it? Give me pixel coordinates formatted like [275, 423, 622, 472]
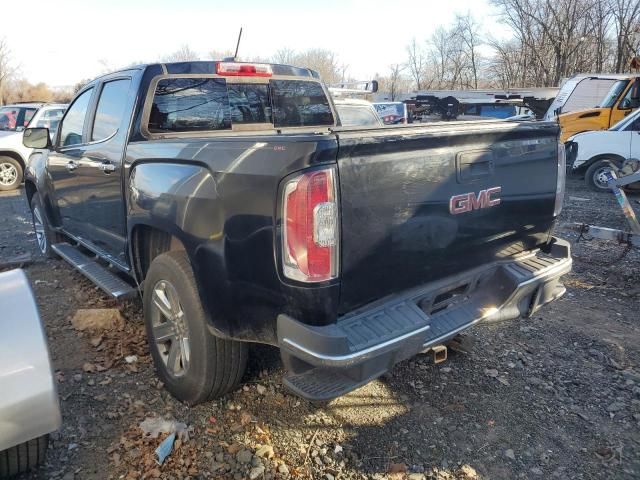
[209, 49, 235, 60]
[161, 45, 200, 62]
[610, 0, 640, 72]
[0, 38, 17, 105]
[454, 13, 483, 89]
[388, 64, 404, 101]
[272, 47, 296, 64]
[271, 48, 342, 83]
[406, 38, 427, 90]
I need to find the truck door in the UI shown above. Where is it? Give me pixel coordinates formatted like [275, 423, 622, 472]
[611, 78, 640, 126]
[630, 114, 640, 160]
[48, 87, 95, 238]
[70, 77, 133, 267]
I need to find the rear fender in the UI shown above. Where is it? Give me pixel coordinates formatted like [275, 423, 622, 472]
[0, 269, 61, 452]
[127, 162, 234, 338]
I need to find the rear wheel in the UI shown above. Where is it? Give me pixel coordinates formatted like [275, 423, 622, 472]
[0, 157, 22, 191]
[0, 435, 48, 478]
[585, 159, 618, 192]
[143, 251, 248, 405]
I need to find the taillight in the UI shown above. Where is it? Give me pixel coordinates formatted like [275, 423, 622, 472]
[554, 142, 566, 216]
[216, 62, 273, 77]
[282, 167, 339, 283]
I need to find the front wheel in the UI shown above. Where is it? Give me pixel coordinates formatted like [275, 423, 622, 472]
[0, 156, 22, 191]
[143, 251, 248, 405]
[585, 159, 618, 192]
[30, 193, 64, 258]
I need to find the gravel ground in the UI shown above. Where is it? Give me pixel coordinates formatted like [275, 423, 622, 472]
[1, 177, 639, 480]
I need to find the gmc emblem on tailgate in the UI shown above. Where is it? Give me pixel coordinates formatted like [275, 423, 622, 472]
[449, 187, 502, 214]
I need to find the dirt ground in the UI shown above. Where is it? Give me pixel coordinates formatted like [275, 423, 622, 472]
[1, 177, 639, 480]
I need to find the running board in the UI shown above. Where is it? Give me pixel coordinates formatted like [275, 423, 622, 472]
[51, 243, 136, 300]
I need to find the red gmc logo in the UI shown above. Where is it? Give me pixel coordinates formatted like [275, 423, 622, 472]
[449, 187, 502, 214]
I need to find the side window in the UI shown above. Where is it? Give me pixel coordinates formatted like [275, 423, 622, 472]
[270, 80, 334, 128]
[23, 108, 37, 126]
[627, 116, 640, 131]
[34, 108, 65, 132]
[59, 89, 93, 147]
[92, 79, 132, 141]
[619, 80, 640, 110]
[148, 78, 231, 132]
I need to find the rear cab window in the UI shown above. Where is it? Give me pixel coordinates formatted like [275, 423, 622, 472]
[145, 74, 334, 135]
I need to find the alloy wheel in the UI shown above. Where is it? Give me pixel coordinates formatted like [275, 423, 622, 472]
[150, 280, 191, 377]
[0, 162, 17, 187]
[32, 206, 47, 254]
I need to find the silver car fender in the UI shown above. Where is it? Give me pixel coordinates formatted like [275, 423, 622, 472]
[0, 269, 61, 451]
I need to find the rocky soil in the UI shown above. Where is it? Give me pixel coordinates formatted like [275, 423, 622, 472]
[1, 176, 639, 480]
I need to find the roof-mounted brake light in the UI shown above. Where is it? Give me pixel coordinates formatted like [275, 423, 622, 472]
[216, 62, 273, 77]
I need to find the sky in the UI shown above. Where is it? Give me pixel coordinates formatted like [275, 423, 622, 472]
[3, 0, 511, 88]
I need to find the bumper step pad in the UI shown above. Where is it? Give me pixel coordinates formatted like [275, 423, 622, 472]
[284, 369, 363, 402]
[52, 243, 136, 300]
[280, 239, 572, 401]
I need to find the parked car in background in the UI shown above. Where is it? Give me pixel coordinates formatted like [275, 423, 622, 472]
[0, 103, 66, 191]
[566, 107, 640, 191]
[557, 74, 640, 142]
[23, 60, 570, 404]
[0, 269, 61, 478]
[373, 101, 409, 124]
[334, 98, 383, 127]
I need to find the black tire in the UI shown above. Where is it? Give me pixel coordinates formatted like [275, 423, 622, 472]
[585, 159, 618, 192]
[0, 156, 22, 191]
[0, 435, 48, 478]
[143, 251, 248, 405]
[30, 193, 64, 258]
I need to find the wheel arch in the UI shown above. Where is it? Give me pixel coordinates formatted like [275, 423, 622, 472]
[129, 223, 186, 285]
[0, 150, 26, 170]
[578, 153, 626, 173]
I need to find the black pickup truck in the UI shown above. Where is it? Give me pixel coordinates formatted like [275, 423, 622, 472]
[22, 61, 571, 404]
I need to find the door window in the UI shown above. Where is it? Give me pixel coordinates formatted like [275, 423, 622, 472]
[59, 88, 94, 147]
[92, 79, 132, 141]
[618, 80, 640, 110]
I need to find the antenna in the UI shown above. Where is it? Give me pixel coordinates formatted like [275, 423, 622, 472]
[234, 27, 243, 61]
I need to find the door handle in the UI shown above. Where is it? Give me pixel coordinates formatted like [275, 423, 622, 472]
[98, 162, 116, 174]
[65, 161, 79, 172]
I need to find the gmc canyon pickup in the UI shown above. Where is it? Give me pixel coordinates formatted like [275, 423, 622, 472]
[23, 61, 571, 404]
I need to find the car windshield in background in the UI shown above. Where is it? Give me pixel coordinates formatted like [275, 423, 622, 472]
[0, 106, 38, 131]
[148, 78, 333, 133]
[598, 80, 628, 108]
[337, 105, 381, 126]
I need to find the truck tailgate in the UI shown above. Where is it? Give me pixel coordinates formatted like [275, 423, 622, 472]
[336, 121, 560, 314]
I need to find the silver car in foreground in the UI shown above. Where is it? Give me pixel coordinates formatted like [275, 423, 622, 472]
[0, 269, 61, 477]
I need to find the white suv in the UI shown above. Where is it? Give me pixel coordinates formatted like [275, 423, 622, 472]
[0, 103, 67, 191]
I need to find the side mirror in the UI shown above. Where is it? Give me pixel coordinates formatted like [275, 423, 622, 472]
[23, 128, 51, 149]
